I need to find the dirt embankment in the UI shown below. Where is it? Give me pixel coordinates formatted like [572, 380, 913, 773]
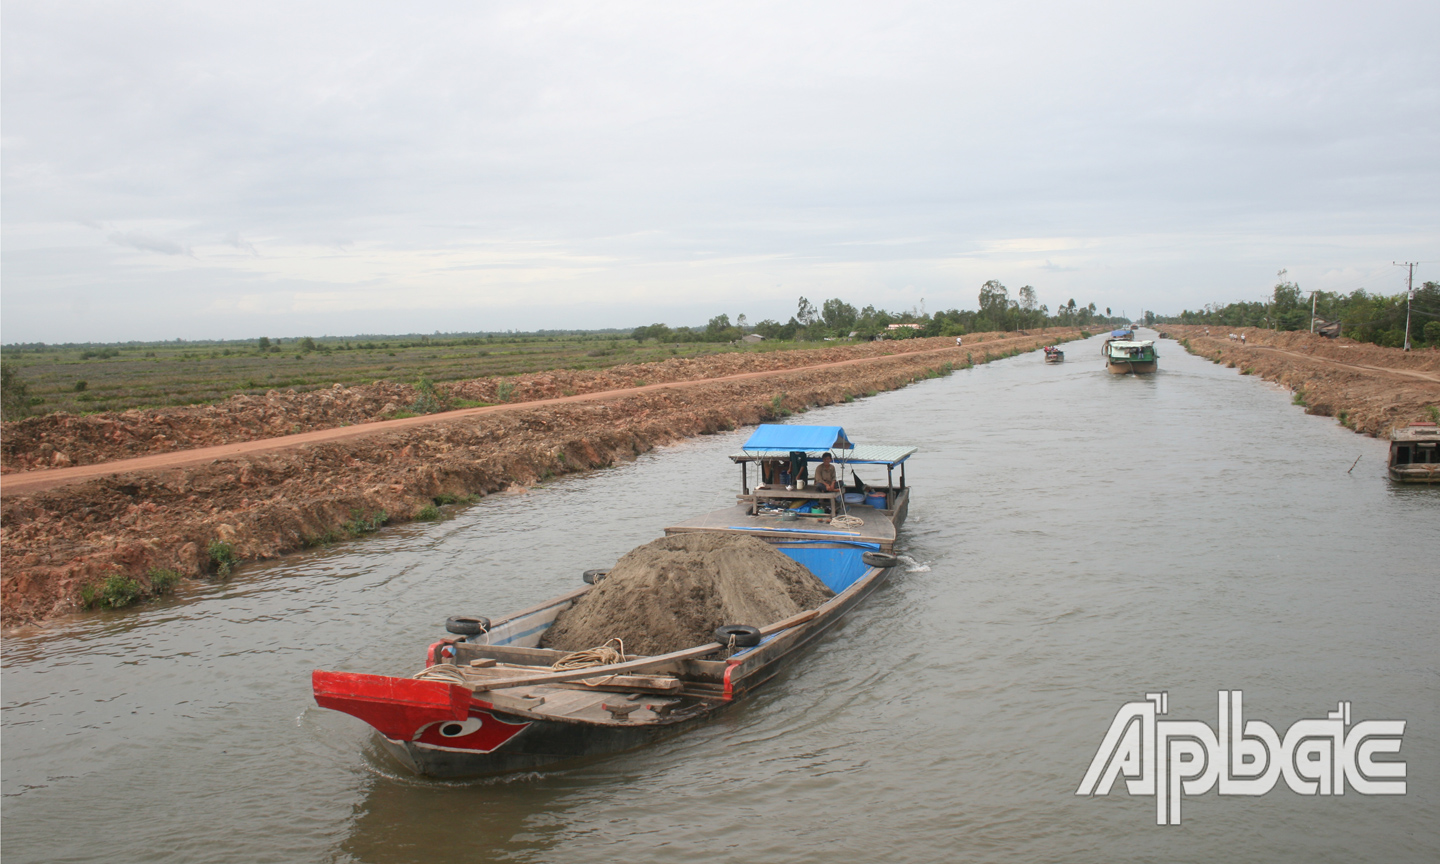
[540, 534, 832, 656]
[0, 330, 1078, 627]
[2, 335, 1026, 474]
[1166, 326, 1440, 436]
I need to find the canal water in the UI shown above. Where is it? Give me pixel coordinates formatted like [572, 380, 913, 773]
[3, 332, 1437, 863]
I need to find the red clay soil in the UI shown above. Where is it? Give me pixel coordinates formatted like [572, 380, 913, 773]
[3, 335, 1028, 475]
[0, 330, 1078, 627]
[1166, 325, 1440, 436]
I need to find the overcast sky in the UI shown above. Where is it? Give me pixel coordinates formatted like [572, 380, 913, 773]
[3, 1, 1437, 343]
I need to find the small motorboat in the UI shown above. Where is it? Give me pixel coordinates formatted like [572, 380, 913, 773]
[1044, 346, 1065, 363]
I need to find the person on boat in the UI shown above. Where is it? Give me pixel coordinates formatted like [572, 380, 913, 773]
[761, 458, 788, 489]
[814, 453, 839, 494]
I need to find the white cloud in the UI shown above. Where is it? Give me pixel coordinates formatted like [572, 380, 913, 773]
[107, 230, 191, 256]
[3, 1, 1438, 342]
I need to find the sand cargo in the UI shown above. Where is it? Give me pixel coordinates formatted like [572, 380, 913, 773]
[311, 424, 915, 776]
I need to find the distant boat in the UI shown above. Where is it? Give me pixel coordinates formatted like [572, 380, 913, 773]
[1103, 331, 1158, 374]
[1388, 422, 1440, 483]
[1043, 346, 1064, 363]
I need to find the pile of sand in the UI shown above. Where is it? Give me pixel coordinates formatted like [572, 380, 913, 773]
[540, 533, 834, 656]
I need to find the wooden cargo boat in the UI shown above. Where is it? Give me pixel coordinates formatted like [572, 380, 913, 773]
[1103, 330, 1158, 374]
[1044, 346, 1065, 363]
[311, 424, 915, 777]
[1387, 422, 1440, 483]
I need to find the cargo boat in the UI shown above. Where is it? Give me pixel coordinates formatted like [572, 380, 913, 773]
[1044, 346, 1065, 364]
[1387, 422, 1440, 483]
[311, 424, 915, 777]
[1103, 330, 1158, 374]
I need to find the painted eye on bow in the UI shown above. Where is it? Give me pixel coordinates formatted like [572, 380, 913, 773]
[438, 717, 483, 737]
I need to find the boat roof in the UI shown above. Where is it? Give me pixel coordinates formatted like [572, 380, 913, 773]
[1392, 423, 1440, 442]
[742, 424, 853, 452]
[730, 445, 917, 466]
[1111, 329, 1133, 338]
[1107, 340, 1154, 348]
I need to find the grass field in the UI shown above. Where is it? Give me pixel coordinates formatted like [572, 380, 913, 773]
[0, 333, 837, 416]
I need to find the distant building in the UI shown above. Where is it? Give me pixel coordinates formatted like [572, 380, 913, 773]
[886, 323, 922, 331]
[741, 333, 765, 343]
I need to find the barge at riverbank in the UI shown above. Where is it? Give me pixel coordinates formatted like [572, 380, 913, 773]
[1388, 422, 1440, 482]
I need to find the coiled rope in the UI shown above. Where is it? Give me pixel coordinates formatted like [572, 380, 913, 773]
[829, 514, 865, 530]
[412, 663, 469, 685]
[551, 638, 625, 671]
[551, 638, 627, 686]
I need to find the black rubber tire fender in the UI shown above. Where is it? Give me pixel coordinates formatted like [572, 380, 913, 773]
[582, 568, 610, 585]
[445, 616, 491, 636]
[862, 551, 901, 568]
[714, 624, 762, 648]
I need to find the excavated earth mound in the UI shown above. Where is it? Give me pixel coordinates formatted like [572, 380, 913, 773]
[540, 533, 834, 656]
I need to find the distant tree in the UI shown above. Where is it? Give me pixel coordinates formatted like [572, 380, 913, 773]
[1, 362, 30, 421]
[978, 280, 1009, 316]
[257, 336, 271, 352]
[632, 323, 671, 342]
[821, 298, 858, 333]
[1018, 286, 1038, 311]
[299, 337, 317, 353]
[796, 297, 819, 327]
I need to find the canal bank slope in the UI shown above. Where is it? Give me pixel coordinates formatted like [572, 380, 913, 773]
[1166, 325, 1440, 435]
[1, 330, 1079, 626]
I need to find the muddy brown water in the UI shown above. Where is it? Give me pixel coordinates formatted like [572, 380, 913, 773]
[3, 332, 1437, 863]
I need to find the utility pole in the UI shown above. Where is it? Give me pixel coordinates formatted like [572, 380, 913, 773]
[1310, 291, 1317, 334]
[1394, 261, 1417, 351]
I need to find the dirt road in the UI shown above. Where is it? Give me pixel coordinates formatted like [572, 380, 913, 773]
[1, 331, 1077, 626]
[1244, 346, 1440, 383]
[2, 341, 1005, 497]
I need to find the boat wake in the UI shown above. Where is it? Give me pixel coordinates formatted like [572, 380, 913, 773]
[898, 555, 930, 572]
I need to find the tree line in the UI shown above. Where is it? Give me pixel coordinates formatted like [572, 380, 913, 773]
[1160, 271, 1440, 349]
[633, 281, 1123, 344]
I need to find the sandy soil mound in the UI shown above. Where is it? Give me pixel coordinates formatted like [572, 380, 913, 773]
[540, 534, 834, 656]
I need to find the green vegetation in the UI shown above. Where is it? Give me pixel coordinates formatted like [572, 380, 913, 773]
[433, 493, 479, 506]
[342, 509, 388, 535]
[208, 540, 238, 576]
[148, 568, 181, 594]
[80, 567, 182, 610]
[1, 282, 1111, 420]
[1, 362, 30, 420]
[1426, 405, 1439, 423]
[1292, 388, 1308, 407]
[415, 504, 441, 521]
[80, 573, 141, 609]
[1161, 271, 1440, 349]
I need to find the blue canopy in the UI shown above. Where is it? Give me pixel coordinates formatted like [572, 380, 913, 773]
[1111, 329, 1133, 338]
[742, 424, 853, 452]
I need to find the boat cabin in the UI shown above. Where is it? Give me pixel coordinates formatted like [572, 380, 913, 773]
[665, 424, 915, 551]
[1388, 422, 1440, 483]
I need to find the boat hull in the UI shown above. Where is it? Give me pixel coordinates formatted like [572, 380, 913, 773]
[1388, 466, 1440, 483]
[320, 554, 897, 777]
[1107, 359, 1157, 374]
